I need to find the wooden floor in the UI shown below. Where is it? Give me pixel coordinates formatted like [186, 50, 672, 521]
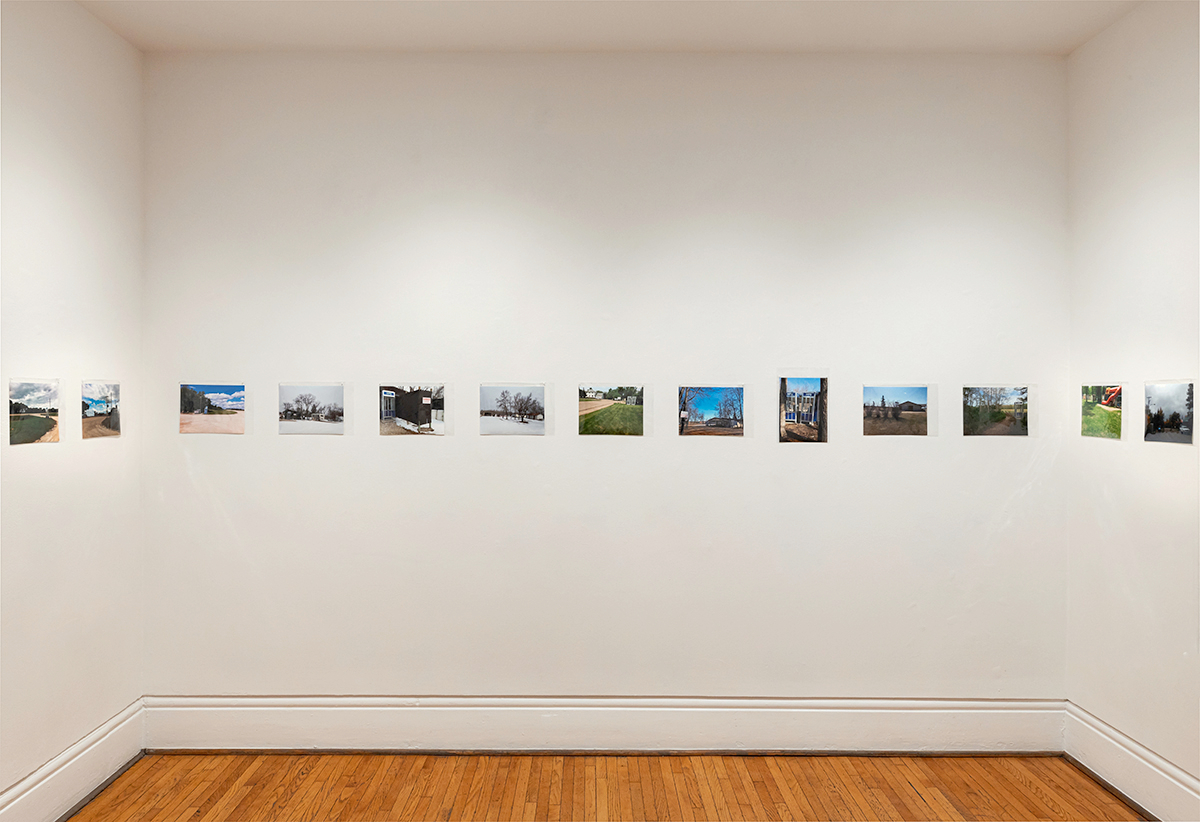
[68, 752, 1146, 822]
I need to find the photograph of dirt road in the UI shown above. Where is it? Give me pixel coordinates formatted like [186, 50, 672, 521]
[579, 385, 643, 436]
[863, 386, 927, 436]
[179, 384, 245, 434]
[380, 385, 444, 435]
[1145, 382, 1193, 444]
[963, 386, 1028, 436]
[82, 381, 120, 439]
[481, 385, 545, 435]
[679, 386, 743, 436]
[780, 377, 827, 442]
[280, 384, 344, 435]
[1081, 385, 1121, 439]
[10, 380, 59, 444]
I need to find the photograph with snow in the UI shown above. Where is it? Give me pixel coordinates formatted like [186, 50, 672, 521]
[82, 381, 120, 439]
[1144, 382, 1193, 444]
[280, 384, 344, 435]
[179, 384, 245, 434]
[10, 380, 59, 444]
[678, 386, 743, 436]
[480, 385, 545, 436]
[380, 385, 444, 435]
[578, 385, 643, 436]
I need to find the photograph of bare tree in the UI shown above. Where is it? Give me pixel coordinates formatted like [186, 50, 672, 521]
[963, 386, 1028, 436]
[579, 385, 643, 436]
[863, 386, 927, 436]
[82, 381, 120, 439]
[1081, 385, 1121, 439]
[180, 384, 245, 434]
[1145, 382, 1193, 444]
[678, 386, 743, 436]
[480, 385, 545, 435]
[380, 385, 444, 435]
[780, 377, 827, 442]
[279, 384, 344, 435]
[10, 380, 59, 444]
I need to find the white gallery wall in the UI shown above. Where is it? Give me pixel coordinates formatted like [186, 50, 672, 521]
[1065, 0, 1200, 789]
[0, 0, 144, 801]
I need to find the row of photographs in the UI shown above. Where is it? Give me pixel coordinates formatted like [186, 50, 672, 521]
[9, 380, 1194, 445]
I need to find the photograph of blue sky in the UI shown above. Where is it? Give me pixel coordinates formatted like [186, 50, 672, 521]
[785, 378, 822, 394]
[186, 384, 245, 410]
[864, 385, 927, 405]
[683, 387, 741, 419]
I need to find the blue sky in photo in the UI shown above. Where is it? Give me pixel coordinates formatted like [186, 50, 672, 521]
[83, 382, 119, 411]
[681, 386, 741, 419]
[785, 377, 822, 394]
[864, 385, 926, 405]
[185, 384, 245, 409]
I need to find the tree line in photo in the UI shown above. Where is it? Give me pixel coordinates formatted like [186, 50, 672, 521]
[180, 384, 237, 415]
[482, 389, 544, 423]
[280, 393, 344, 422]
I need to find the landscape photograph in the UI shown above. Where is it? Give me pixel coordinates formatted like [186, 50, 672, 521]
[82, 381, 120, 439]
[380, 385, 445, 435]
[9, 380, 60, 444]
[180, 384, 246, 433]
[280, 384, 344, 434]
[863, 386, 927, 436]
[1081, 385, 1122, 439]
[481, 385, 545, 435]
[780, 377, 827, 442]
[678, 386, 743, 436]
[963, 386, 1029, 436]
[579, 385, 643, 436]
[1145, 382, 1193, 444]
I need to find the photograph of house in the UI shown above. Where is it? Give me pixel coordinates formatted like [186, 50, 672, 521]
[1144, 382, 1193, 444]
[279, 384, 344, 435]
[963, 386, 1029, 436]
[679, 386, 743, 436]
[863, 386, 927, 436]
[9, 380, 59, 444]
[1081, 385, 1122, 439]
[578, 385, 643, 436]
[779, 377, 827, 442]
[179, 384, 245, 434]
[380, 385, 444, 435]
[82, 381, 120, 439]
[480, 385, 545, 436]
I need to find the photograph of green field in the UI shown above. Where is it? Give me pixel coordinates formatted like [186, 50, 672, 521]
[579, 385, 643, 436]
[963, 386, 1028, 436]
[1081, 385, 1121, 439]
[10, 380, 60, 444]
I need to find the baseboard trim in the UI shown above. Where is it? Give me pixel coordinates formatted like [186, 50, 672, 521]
[142, 695, 1066, 753]
[0, 699, 143, 822]
[1065, 702, 1200, 822]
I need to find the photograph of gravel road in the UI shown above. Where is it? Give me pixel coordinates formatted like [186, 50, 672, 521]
[678, 386, 743, 436]
[280, 384, 344, 435]
[82, 381, 120, 439]
[1145, 382, 1193, 444]
[10, 380, 59, 444]
[481, 385, 545, 435]
[1081, 385, 1121, 439]
[579, 385, 643, 436]
[180, 384, 245, 434]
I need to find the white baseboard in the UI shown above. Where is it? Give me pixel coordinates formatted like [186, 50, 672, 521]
[143, 695, 1065, 753]
[1065, 702, 1200, 822]
[0, 700, 143, 822]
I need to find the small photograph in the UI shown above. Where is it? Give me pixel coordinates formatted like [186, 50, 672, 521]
[1081, 385, 1122, 440]
[579, 385, 644, 436]
[780, 377, 827, 442]
[963, 387, 1029, 436]
[863, 386, 927, 436]
[481, 385, 545, 435]
[678, 386, 743, 436]
[1145, 382, 1193, 444]
[180, 384, 245, 433]
[9, 380, 59, 444]
[380, 385, 444, 435]
[279, 384, 344, 435]
[82, 381, 120, 439]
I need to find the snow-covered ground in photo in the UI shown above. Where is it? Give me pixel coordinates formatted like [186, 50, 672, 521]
[280, 420, 344, 435]
[480, 416, 545, 436]
[394, 417, 445, 435]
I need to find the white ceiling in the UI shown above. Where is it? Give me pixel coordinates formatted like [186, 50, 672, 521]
[76, 0, 1142, 55]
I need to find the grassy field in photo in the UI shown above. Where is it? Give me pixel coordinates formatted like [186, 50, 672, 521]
[10, 414, 58, 444]
[864, 411, 926, 436]
[1081, 401, 1121, 439]
[579, 402, 642, 435]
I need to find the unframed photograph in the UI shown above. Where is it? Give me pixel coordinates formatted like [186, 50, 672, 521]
[963, 386, 1028, 436]
[1081, 385, 1121, 439]
[180, 384, 245, 434]
[1144, 382, 1193, 444]
[380, 385, 445, 435]
[10, 380, 60, 444]
[678, 386, 743, 436]
[480, 385, 545, 435]
[863, 386, 927, 436]
[579, 385, 643, 436]
[780, 377, 827, 442]
[280, 384, 344, 434]
[82, 381, 120, 438]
